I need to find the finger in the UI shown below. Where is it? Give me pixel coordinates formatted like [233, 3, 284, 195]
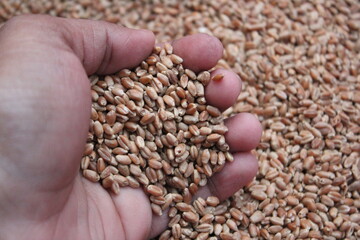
[172, 33, 223, 72]
[205, 69, 242, 112]
[225, 113, 263, 152]
[194, 152, 258, 201]
[163, 36, 240, 111]
[149, 152, 259, 238]
[150, 209, 170, 238]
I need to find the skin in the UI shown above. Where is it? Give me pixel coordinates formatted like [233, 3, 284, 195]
[0, 15, 262, 240]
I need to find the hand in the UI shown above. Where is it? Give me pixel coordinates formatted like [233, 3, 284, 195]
[0, 15, 262, 239]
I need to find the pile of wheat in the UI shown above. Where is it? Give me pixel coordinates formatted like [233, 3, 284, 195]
[1, 0, 359, 239]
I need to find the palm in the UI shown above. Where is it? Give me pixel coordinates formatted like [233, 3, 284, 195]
[0, 15, 261, 240]
[0, 27, 151, 238]
[59, 176, 149, 239]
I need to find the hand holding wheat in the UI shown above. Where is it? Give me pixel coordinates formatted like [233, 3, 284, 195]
[0, 15, 261, 240]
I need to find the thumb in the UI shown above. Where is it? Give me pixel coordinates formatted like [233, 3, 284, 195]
[59, 17, 156, 74]
[2, 14, 155, 75]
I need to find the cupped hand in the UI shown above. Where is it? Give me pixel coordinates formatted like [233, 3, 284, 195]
[0, 15, 262, 240]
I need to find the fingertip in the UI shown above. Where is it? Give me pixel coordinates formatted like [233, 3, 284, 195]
[215, 152, 258, 200]
[104, 27, 155, 73]
[149, 209, 170, 238]
[195, 152, 258, 201]
[86, 24, 154, 74]
[205, 69, 242, 111]
[173, 33, 223, 72]
[225, 113, 262, 152]
[132, 28, 156, 49]
[235, 152, 259, 184]
[127, 28, 156, 63]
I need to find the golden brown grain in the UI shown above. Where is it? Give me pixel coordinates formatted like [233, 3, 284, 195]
[4, 1, 360, 239]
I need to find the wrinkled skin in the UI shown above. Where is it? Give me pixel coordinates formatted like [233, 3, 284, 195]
[0, 15, 262, 240]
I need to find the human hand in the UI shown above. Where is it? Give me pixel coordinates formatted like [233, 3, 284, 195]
[0, 15, 262, 239]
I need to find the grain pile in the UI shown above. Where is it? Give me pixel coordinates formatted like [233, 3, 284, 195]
[1, 0, 359, 239]
[82, 43, 233, 216]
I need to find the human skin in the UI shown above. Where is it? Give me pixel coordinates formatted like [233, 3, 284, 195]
[0, 15, 262, 240]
